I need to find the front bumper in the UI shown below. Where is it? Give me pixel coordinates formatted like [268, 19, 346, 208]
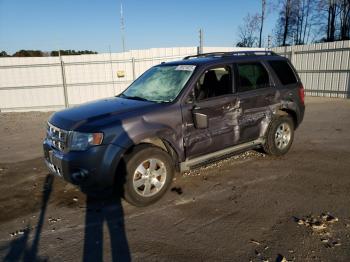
[43, 139, 125, 190]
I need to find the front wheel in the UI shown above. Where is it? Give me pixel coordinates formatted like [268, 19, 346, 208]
[123, 145, 175, 206]
[263, 116, 294, 156]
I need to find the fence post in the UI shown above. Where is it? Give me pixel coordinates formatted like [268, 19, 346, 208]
[132, 57, 136, 81]
[290, 49, 295, 65]
[59, 52, 69, 108]
[109, 46, 116, 95]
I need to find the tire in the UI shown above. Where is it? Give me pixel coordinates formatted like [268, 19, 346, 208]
[263, 115, 294, 156]
[122, 145, 175, 206]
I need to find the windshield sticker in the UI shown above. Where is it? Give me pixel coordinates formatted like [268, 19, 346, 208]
[175, 65, 196, 72]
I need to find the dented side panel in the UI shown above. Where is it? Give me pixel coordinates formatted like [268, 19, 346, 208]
[113, 103, 186, 161]
[182, 95, 240, 159]
[237, 87, 278, 143]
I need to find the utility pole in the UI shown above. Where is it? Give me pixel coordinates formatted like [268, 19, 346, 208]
[120, 1, 126, 52]
[259, 0, 266, 48]
[198, 29, 204, 54]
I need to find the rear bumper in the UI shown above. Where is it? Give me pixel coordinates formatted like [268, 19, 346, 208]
[43, 139, 125, 190]
[297, 104, 305, 128]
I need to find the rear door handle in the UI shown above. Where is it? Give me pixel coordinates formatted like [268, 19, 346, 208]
[222, 105, 231, 110]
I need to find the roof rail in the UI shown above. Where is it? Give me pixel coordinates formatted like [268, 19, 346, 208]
[183, 50, 277, 60]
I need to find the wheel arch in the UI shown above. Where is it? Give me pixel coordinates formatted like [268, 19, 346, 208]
[277, 108, 298, 129]
[116, 136, 180, 177]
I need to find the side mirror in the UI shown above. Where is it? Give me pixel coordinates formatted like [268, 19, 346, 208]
[193, 108, 208, 129]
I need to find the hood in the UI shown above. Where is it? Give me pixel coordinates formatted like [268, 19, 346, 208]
[49, 97, 156, 131]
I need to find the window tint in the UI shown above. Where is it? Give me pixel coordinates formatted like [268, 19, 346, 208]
[268, 60, 297, 85]
[195, 66, 232, 100]
[237, 63, 269, 92]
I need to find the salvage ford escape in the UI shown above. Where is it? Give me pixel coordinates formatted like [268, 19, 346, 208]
[43, 51, 305, 206]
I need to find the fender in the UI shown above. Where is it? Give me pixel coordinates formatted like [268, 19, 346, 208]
[279, 99, 303, 128]
[111, 112, 185, 162]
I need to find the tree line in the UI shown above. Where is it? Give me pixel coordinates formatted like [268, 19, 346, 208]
[237, 0, 350, 47]
[0, 50, 98, 57]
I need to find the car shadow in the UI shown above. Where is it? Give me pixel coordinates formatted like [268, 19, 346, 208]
[4, 173, 54, 261]
[83, 196, 131, 262]
[82, 157, 131, 262]
[4, 167, 131, 261]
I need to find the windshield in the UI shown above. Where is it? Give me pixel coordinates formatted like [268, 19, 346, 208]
[121, 65, 196, 102]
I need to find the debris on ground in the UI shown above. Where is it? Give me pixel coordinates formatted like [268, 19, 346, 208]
[275, 254, 288, 262]
[321, 213, 338, 223]
[294, 212, 342, 248]
[48, 217, 61, 223]
[183, 150, 265, 177]
[9, 226, 31, 237]
[73, 197, 78, 202]
[0, 167, 7, 175]
[250, 239, 261, 245]
[294, 213, 338, 231]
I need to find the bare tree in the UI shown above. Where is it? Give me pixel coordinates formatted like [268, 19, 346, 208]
[315, 0, 349, 42]
[339, 0, 350, 40]
[271, 0, 350, 44]
[292, 0, 314, 44]
[259, 0, 267, 47]
[327, 0, 338, 41]
[274, 0, 295, 46]
[282, 0, 294, 45]
[237, 13, 261, 47]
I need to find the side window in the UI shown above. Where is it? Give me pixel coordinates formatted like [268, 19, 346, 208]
[237, 62, 269, 92]
[268, 60, 297, 85]
[195, 66, 232, 100]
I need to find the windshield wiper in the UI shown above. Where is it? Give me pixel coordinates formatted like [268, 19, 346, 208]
[119, 93, 150, 102]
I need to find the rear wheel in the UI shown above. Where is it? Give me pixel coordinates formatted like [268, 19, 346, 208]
[123, 145, 174, 206]
[263, 116, 294, 156]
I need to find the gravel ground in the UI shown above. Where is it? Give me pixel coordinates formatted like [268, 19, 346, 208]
[0, 97, 349, 261]
[0, 111, 52, 163]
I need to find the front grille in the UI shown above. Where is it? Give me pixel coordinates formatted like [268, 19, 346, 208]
[47, 122, 69, 152]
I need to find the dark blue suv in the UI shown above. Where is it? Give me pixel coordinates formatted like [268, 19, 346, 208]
[43, 51, 305, 206]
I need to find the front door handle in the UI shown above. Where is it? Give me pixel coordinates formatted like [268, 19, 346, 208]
[222, 105, 231, 110]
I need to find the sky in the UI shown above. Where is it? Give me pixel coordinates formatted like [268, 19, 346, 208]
[0, 0, 278, 54]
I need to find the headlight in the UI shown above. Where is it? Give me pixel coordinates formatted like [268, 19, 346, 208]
[69, 131, 103, 151]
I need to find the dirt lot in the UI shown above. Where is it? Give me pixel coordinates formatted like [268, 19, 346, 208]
[0, 97, 350, 261]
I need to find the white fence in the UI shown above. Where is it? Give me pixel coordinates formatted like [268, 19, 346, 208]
[272, 41, 350, 98]
[0, 46, 249, 112]
[0, 42, 349, 112]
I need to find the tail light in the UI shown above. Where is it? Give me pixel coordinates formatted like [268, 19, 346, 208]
[298, 84, 305, 104]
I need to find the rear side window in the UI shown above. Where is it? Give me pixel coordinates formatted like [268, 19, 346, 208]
[268, 60, 297, 85]
[237, 63, 269, 92]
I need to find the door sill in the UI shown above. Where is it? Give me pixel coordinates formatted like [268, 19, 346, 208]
[180, 138, 264, 172]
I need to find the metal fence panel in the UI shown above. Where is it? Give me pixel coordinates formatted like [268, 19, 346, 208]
[0, 47, 200, 112]
[272, 40, 350, 98]
[1, 43, 350, 112]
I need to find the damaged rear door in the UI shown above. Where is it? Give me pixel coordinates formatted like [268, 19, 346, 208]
[181, 65, 241, 159]
[234, 61, 278, 143]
